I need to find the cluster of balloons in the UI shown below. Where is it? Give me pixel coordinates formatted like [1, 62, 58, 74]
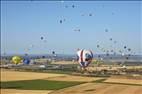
[12, 56, 31, 65]
[96, 28, 133, 60]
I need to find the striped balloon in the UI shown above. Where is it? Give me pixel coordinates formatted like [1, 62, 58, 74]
[77, 49, 93, 68]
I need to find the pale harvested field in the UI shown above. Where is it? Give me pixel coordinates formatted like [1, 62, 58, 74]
[87, 65, 142, 71]
[1, 89, 52, 94]
[50, 83, 142, 94]
[46, 75, 102, 82]
[1, 69, 142, 94]
[104, 78, 142, 85]
[1, 69, 102, 82]
[1, 69, 66, 81]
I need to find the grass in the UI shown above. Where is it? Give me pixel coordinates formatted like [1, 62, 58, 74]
[0, 80, 84, 90]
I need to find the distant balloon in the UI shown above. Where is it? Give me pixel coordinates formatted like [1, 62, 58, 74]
[98, 55, 101, 58]
[41, 37, 44, 40]
[74, 29, 80, 32]
[23, 58, 30, 65]
[25, 53, 28, 56]
[126, 57, 129, 60]
[72, 5, 75, 8]
[106, 53, 109, 56]
[109, 38, 112, 41]
[89, 13, 92, 16]
[124, 46, 127, 49]
[60, 20, 62, 23]
[97, 45, 100, 48]
[128, 48, 131, 51]
[52, 51, 55, 55]
[42, 56, 45, 58]
[77, 49, 93, 68]
[12, 56, 22, 64]
[128, 54, 131, 56]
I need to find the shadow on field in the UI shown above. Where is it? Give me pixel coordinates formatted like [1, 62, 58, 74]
[0, 79, 84, 90]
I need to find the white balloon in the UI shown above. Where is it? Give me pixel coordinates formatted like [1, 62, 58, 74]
[77, 49, 93, 67]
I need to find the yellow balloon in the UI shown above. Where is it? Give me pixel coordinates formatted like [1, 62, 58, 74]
[12, 56, 22, 64]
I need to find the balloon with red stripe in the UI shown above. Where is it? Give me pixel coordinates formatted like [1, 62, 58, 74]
[76, 49, 93, 68]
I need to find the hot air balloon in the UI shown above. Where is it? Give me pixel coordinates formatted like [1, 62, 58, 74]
[72, 5, 75, 8]
[128, 48, 131, 51]
[89, 13, 92, 16]
[42, 56, 45, 58]
[41, 37, 44, 40]
[52, 51, 55, 55]
[124, 46, 127, 49]
[76, 49, 93, 68]
[60, 20, 62, 24]
[109, 38, 112, 41]
[97, 45, 100, 48]
[23, 58, 31, 65]
[12, 56, 22, 64]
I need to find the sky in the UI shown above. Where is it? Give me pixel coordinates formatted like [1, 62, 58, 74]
[1, 1, 142, 55]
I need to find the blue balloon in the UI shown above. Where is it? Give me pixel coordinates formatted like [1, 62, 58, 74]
[23, 58, 30, 65]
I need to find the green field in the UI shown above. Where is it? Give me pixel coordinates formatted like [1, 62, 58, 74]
[1, 80, 84, 90]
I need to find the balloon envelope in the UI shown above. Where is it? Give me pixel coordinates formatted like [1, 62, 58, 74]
[52, 51, 55, 54]
[41, 37, 44, 40]
[23, 58, 30, 64]
[77, 49, 93, 68]
[12, 56, 22, 64]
